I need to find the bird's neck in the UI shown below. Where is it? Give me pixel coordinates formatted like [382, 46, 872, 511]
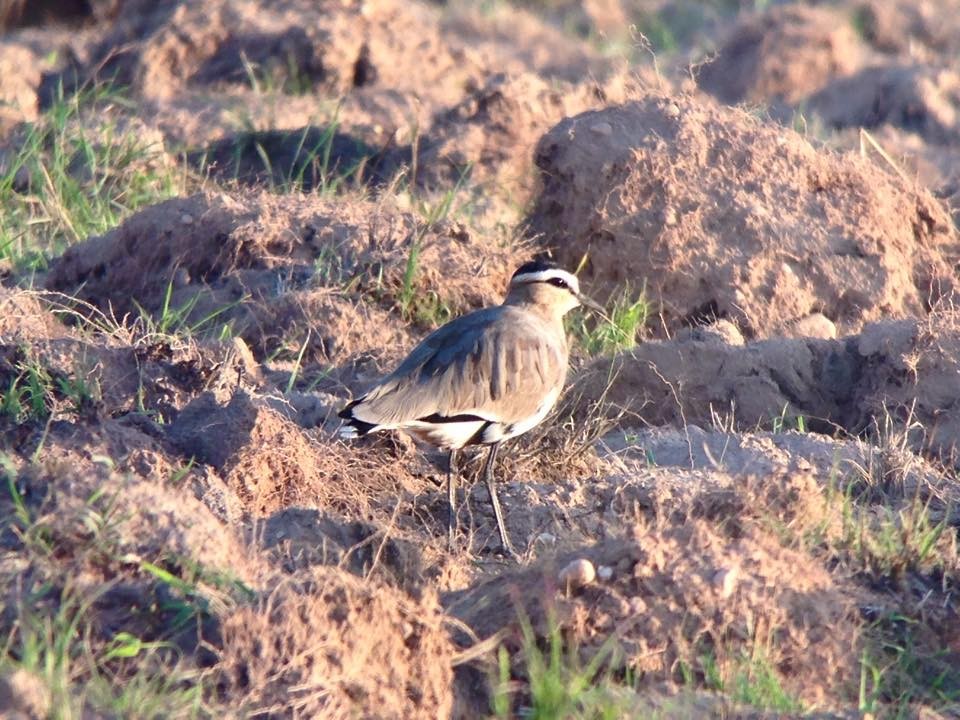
[502, 296, 568, 328]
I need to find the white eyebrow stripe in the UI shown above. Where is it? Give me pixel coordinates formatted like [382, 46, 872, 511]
[510, 269, 580, 292]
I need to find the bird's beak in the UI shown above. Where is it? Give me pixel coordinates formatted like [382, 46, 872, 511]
[577, 292, 604, 314]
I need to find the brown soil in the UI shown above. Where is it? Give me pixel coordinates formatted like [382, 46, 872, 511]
[440, 1, 615, 83]
[528, 93, 959, 339]
[809, 64, 960, 146]
[0, 0, 98, 30]
[406, 70, 657, 208]
[855, 0, 960, 59]
[4, 0, 960, 716]
[578, 313, 960, 465]
[449, 517, 861, 710]
[44, 189, 525, 367]
[696, 4, 864, 108]
[216, 566, 454, 719]
[0, 41, 43, 131]
[48, 0, 483, 107]
[167, 390, 421, 521]
[0, 289, 62, 339]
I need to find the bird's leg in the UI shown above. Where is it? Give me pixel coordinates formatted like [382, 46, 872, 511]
[447, 448, 459, 550]
[482, 442, 517, 558]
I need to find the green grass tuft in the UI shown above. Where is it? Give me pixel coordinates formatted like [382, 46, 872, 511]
[572, 286, 650, 355]
[0, 83, 188, 276]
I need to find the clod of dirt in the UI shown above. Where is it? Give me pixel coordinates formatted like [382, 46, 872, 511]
[809, 64, 960, 145]
[829, 123, 960, 217]
[216, 566, 453, 719]
[0, 669, 50, 718]
[2, 442, 265, 587]
[168, 391, 328, 516]
[0, 42, 43, 131]
[583, 323, 848, 431]
[0, 290, 63, 340]
[45, 189, 524, 367]
[557, 557, 596, 590]
[528, 94, 959, 338]
[855, 313, 960, 464]
[697, 4, 864, 107]
[787, 311, 838, 339]
[448, 523, 860, 708]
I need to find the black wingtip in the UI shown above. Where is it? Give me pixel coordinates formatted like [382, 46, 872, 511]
[338, 398, 377, 437]
[345, 417, 378, 437]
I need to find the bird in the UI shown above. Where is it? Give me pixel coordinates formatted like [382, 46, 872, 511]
[338, 259, 603, 556]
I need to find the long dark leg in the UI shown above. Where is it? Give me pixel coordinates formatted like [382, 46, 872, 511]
[482, 442, 516, 557]
[447, 448, 459, 550]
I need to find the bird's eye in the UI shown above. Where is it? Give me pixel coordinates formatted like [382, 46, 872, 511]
[547, 277, 568, 289]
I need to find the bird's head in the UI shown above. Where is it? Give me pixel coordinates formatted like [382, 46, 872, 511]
[505, 260, 603, 318]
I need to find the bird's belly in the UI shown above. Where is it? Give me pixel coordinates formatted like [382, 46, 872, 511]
[486, 386, 562, 443]
[404, 419, 486, 449]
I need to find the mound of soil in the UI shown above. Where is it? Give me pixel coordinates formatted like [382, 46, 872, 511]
[580, 314, 960, 464]
[0, 41, 42, 131]
[696, 4, 864, 107]
[528, 93, 959, 338]
[0, 289, 61, 339]
[46, 0, 483, 107]
[449, 520, 860, 708]
[408, 71, 632, 205]
[168, 390, 428, 522]
[0, 311, 255, 433]
[1, 434, 451, 718]
[855, 0, 960, 58]
[256, 507, 424, 591]
[809, 64, 960, 145]
[856, 313, 960, 464]
[189, 125, 396, 189]
[217, 566, 453, 719]
[45, 190, 524, 367]
[1, 446, 265, 604]
[439, 2, 613, 83]
[0, 0, 99, 30]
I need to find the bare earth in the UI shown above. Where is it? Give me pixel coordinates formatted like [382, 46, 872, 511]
[1, 0, 959, 717]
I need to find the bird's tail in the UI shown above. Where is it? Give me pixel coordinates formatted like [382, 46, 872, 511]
[337, 399, 379, 440]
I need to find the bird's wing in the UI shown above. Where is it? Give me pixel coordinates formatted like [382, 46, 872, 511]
[347, 306, 567, 428]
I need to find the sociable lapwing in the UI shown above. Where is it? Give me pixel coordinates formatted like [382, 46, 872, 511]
[338, 260, 602, 556]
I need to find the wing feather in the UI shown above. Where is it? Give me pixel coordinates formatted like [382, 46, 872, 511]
[348, 306, 567, 428]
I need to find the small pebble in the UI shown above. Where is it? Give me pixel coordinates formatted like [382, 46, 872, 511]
[713, 565, 739, 599]
[180, 213, 193, 225]
[590, 121, 613, 136]
[789, 312, 837, 340]
[665, 102, 681, 118]
[536, 532, 557, 546]
[558, 558, 596, 590]
[597, 565, 614, 582]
